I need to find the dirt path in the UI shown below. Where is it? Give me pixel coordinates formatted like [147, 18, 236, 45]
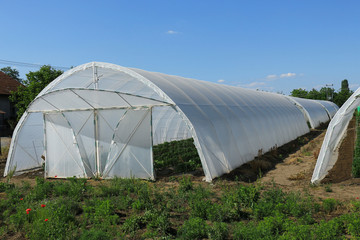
[261, 129, 360, 201]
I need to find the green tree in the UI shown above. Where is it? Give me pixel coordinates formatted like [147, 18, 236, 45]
[290, 88, 308, 98]
[334, 79, 353, 107]
[341, 79, 349, 92]
[319, 87, 336, 101]
[9, 65, 63, 120]
[1, 66, 22, 83]
[307, 88, 321, 100]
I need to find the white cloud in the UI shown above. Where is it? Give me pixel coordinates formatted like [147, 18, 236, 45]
[244, 81, 266, 87]
[217, 79, 225, 83]
[266, 74, 277, 80]
[166, 30, 179, 34]
[280, 73, 296, 78]
[350, 83, 359, 89]
[313, 85, 323, 90]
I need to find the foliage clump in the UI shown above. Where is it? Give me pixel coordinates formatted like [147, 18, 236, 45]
[9, 65, 63, 121]
[153, 138, 202, 173]
[290, 79, 353, 107]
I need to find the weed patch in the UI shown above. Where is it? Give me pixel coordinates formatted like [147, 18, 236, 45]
[0, 177, 357, 239]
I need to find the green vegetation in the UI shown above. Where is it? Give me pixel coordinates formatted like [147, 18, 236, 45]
[0, 176, 359, 239]
[8, 65, 63, 121]
[0, 67, 22, 83]
[153, 138, 202, 173]
[291, 79, 353, 107]
[353, 109, 360, 177]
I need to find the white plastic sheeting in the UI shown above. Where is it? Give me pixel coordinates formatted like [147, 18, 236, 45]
[5, 62, 335, 181]
[316, 100, 339, 119]
[311, 88, 360, 184]
[286, 96, 330, 128]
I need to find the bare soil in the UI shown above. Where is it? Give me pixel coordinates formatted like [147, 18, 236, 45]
[322, 116, 356, 183]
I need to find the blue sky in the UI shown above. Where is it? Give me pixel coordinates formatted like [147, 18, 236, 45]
[0, 0, 359, 94]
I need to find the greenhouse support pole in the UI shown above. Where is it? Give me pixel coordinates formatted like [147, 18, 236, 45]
[94, 110, 101, 178]
[150, 107, 154, 180]
[92, 63, 101, 177]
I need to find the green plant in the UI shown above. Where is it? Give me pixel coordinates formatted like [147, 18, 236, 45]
[233, 221, 269, 240]
[322, 198, 339, 214]
[221, 185, 260, 220]
[143, 209, 171, 235]
[178, 176, 193, 193]
[312, 218, 345, 239]
[190, 198, 212, 219]
[83, 199, 119, 228]
[324, 184, 333, 192]
[153, 138, 202, 173]
[178, 217, 208, 239]
[27, 198, 81, 239]
[279, 223, 312, 240]
[0, 182, 15, 192]
[252, 186, 285, 220]
[207, 222, 229, 240]
[258, 212, 290, 236]
[53, 178, 88, 201]
[341, 213, 360, 238]
[79, 228, 112, 240]
[206, 203, 229, 222]
[6, 165, 16, 183]
[122, 215, 145, 236]
[28, 177, 54, 201]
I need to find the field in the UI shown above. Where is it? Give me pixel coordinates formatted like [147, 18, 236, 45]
[1, 128, 360, 239]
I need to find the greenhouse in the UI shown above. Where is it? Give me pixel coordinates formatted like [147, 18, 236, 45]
[285, 96, 336, 129]
[4, 62, 337, 182]
[312, 88, 360, 184]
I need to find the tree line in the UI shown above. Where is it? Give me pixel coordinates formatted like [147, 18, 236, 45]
[290, 79, 353, 107]
[1, 66, 63, 121]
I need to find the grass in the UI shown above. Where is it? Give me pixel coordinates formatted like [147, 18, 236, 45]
[0, 146, 9, 160]
[0, 176, 359, 239]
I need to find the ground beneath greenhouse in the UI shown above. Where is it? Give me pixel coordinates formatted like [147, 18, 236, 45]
[1, 127, 360, 202]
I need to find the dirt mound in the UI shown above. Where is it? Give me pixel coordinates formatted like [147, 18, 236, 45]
[322, 116, 356, 183]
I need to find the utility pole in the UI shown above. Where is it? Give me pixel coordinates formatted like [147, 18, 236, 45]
[326, 84, 334, 101]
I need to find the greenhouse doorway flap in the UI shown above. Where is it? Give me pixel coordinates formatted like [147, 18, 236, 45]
[44, 108, 154, 180]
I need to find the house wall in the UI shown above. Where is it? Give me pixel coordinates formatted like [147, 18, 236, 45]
[0, 94, 15, 136]
[0, 95, 12, 119]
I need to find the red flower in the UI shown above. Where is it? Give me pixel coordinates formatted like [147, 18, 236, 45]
[41, 204, 46, 208]
[26, 208, 31, 214]
[357, 197, 359, 199]
[20, 198, 23, 200]
[45, 219, 48, 222]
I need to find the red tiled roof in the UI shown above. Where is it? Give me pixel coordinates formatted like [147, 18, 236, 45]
[0, 71, 23, 95]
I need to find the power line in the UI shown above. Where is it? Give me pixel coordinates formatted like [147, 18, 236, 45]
[0, 59, 70, 70]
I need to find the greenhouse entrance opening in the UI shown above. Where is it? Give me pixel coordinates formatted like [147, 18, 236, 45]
[44, 108, 154, 180]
